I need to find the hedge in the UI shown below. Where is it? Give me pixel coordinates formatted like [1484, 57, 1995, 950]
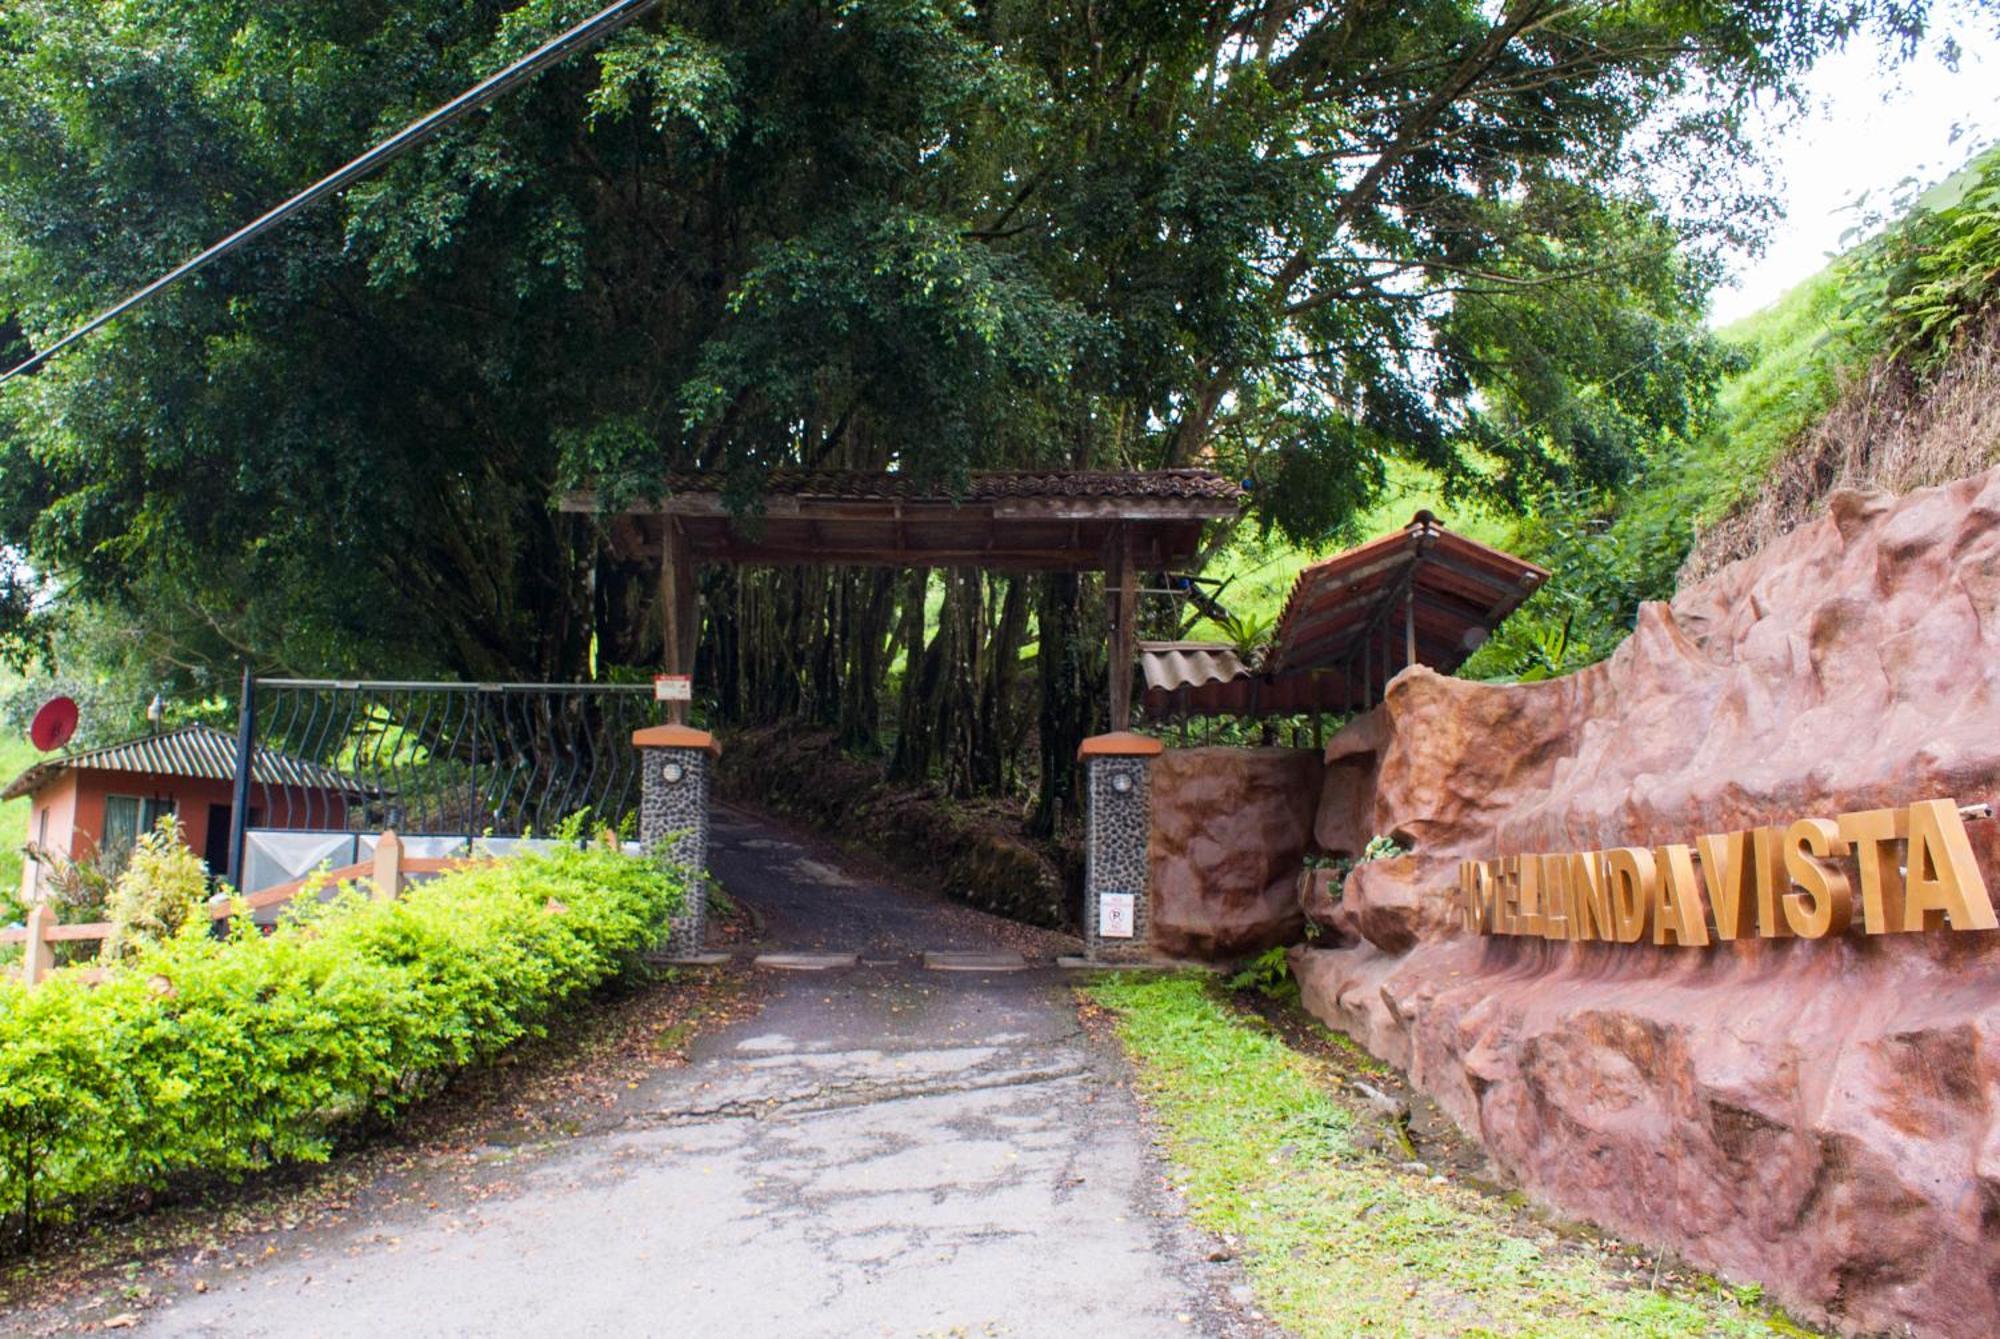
[0, 843, 683, 1238]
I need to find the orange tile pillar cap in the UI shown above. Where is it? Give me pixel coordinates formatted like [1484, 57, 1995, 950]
[1077, 731, 1164, 761]
[632, 725, 722, 758]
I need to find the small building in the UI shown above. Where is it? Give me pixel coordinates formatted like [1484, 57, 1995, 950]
[1138, 511, 1550, 722]
[3, 723, 360, 902]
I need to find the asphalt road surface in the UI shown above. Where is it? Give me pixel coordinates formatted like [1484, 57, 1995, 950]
[129, 807, 1265, 1338]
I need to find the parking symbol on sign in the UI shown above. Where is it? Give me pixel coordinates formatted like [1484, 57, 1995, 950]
[1099, 892, 1136, 939]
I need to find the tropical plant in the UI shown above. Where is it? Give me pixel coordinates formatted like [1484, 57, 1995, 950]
[97, 816, 208, 961]
[1214, 610, 1277, 670]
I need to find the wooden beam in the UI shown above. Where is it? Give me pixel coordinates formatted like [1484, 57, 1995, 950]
[660, 517, 696, 725]
[1109, 527, 1137, 730]
[1404, 584, 1416, 668]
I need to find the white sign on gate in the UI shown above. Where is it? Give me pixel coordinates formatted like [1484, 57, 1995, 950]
[653, 674, 692, 702]
[1099, 892, 1136, 939]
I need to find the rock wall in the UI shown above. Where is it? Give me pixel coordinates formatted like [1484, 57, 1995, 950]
[1148, 746, 1320, 959]
[1293, 472, 2000, 1339]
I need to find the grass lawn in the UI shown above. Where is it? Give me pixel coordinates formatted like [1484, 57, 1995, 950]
[0, 726, 36, 905]
[1083, 974, 1812, 1338]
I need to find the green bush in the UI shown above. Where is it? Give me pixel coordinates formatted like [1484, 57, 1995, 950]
[0, 843, 682, 1242]
[98, 816, 208, 962]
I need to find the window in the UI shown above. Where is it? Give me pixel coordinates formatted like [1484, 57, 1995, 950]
[101, 795, 177, 872]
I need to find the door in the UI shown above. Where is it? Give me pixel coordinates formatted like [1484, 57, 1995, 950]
[204, 804, 232, 875]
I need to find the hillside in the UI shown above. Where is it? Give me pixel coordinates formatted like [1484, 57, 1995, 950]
[1678, 144, 2000, 572]
[1445, 141, 2000, 678]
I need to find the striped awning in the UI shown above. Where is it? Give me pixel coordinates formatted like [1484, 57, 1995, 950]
[2, 723, 366, 801]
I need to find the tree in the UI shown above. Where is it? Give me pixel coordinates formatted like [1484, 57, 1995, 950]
[0, 1, 1977, 799]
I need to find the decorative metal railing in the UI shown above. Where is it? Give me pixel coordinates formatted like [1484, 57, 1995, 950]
[228, 679, 662, 872]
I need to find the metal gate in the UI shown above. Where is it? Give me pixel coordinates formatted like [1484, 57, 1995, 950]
[225, 677, 662, 888]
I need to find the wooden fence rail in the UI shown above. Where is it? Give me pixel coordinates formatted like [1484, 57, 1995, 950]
[3, 832, 472, 988]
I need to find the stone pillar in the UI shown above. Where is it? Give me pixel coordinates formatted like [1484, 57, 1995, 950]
[1078, 732, 1163, 961]
[634, 725, 721, 957]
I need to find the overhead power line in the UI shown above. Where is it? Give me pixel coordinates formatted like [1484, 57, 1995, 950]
[0, 0, 664, 387]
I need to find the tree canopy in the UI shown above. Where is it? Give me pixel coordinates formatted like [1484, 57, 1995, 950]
[0, 0, 1978, 693]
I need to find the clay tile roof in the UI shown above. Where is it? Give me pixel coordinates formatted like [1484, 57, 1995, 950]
[1267, 512, 1548, 678]
[650, 468, 1246, 504]
[1139, 514, 1549, 719]
[0, 723, 366, 802]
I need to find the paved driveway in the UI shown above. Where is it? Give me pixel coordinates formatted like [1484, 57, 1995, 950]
[132, 809, 1262, 1338]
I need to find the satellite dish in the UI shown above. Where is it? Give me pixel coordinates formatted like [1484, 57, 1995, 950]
[29, 696, 79, 752]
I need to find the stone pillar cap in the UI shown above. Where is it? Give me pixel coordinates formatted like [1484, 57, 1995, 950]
[632, 724, 722, 757]
[1077, 731, 1164, 761]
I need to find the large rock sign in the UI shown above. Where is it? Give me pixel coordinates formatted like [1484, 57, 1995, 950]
[1293, 473, 2000, 1339]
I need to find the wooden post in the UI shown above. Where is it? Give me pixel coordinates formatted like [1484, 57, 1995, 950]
[1405, 584, 1416, 668]
[372, 830, 404, 901]
[1108, 528, 1136, 730]
[20, 903, 53, 988]
[660, 518, 697, 726]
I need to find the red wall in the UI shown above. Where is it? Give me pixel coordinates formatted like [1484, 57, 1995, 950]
[23, 768, 348, 893]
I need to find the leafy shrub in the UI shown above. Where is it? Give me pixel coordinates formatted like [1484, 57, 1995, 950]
[0, 843, 682, 1243]
[98, 817, 208, 961]
[1843, 147, 2000, 374]
[1227, 945, 1297, 1001]
[16, 843, 114, 966]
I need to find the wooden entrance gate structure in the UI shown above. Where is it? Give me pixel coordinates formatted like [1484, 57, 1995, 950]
[564, 469, 1246, 957]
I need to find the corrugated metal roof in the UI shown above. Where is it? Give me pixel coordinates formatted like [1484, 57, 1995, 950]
[1, 723, 366, 801]
[1138, 513, 1548, 719]
[1138, 642, 1252, 695]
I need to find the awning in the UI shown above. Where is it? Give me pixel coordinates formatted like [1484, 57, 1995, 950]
[563, 468, 1246, 572]
[1138, 512, 1548, 719]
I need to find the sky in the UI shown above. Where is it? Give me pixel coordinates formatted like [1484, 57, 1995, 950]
[1708, 4, 2000, 326]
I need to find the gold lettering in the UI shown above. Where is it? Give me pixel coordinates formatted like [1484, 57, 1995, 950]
[1652, 844, 1710, 946]
[1540, 855, 1571, 940]
[1695, 830, 1756, 940]
[1517, 854, 1546, 937]
[1903, 800, 1999, 932]
[1750, 827, 1793, 939]
[1836, 808, 1907, 934]
[1496, 856, 1521, 935]
[1603, 847, 1654, 944]
[1781, 818, 1853, 939]
[1463, 798, 1991, 944]
[1568, 852, 1609, 942]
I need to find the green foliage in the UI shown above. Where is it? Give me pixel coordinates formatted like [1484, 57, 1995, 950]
[1212, 609, 1276, 669]
[1456, 143, 2000, 683]
[1843, 146, 2000, 372]
[97, 816, 209, 962]
[1226, 945, 1297, 1001]
[0, 0, 1939, 689]
[1319, 833, 1410, 889]
[1461, 482, 1692, 680]
[1087, 973, 1795, 1336]
[19, 843, 112, 966]
[0, 843, 682, 1241]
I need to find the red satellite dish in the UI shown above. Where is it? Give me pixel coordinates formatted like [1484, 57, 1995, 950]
[29, 696, 79, 752]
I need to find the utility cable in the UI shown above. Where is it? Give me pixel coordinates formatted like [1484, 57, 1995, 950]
[0, 0, 663, 386]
